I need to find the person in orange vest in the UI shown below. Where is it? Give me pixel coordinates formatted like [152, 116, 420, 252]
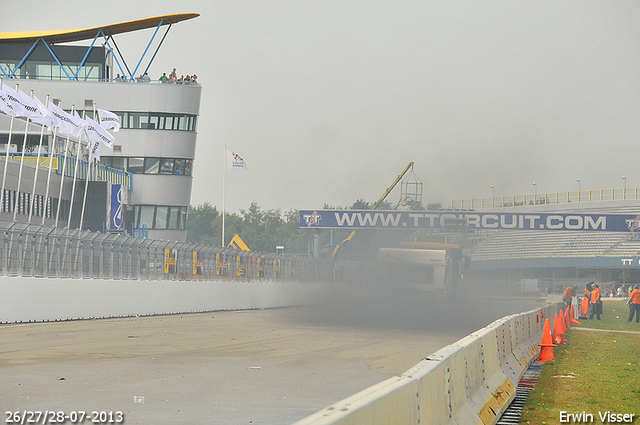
[589, 284, 602, 320]
[627, 285, 640, 323]
[562, 285, 574, 308]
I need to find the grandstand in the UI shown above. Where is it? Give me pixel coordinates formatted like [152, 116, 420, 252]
[459, 195, 640, 290]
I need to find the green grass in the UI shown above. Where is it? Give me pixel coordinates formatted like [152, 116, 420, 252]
[520, 299, 640, 424]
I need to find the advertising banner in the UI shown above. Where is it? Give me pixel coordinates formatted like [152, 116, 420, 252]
[192, 251, 202, 275]
[109, 184, 126, 230]
[299, 210, 640, 232]
[164, 248, 177, 274]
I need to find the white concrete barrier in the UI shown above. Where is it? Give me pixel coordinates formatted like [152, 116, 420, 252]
[294, 302, 564, 425]
[0, 276, 333, 323]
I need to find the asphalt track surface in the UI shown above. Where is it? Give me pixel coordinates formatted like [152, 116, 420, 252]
[0, 286, 545, 425]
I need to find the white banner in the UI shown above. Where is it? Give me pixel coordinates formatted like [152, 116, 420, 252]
[226, 147, 247, 171]
[0, 87, 19, 117]
[84, 116, 115, 148]
[97, 108, 120, 132]
[0, 85, 30, 117]
[48, 102, 86, 137]
[14, 89, 51, 127]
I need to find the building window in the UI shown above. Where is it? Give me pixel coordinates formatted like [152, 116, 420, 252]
[132, 205, 189, 230]
[127, 157, 145, 174]
[138, 205, 155, 228]
[100, 157, 193, 176]
[114, 112, 197, 132]
[159, 159, 174, 174]
[144, 158, 160, 174]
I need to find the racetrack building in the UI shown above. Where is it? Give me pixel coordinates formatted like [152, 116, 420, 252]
[0, 14, 201, 242]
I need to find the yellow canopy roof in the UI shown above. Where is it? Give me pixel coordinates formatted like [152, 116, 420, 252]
[0, 13, 199, 44]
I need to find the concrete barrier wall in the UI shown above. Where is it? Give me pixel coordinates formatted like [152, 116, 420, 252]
[294, 302, 564, 425]
[0, 276, 332, 323]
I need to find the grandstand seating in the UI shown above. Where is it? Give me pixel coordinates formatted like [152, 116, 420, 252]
[464, 203, 640, 260]
[468, 231, 640, 260]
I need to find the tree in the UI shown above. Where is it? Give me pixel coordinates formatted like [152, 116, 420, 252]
[187, 202, 220, 245]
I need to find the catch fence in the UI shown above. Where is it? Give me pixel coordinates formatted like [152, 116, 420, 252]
[0, 221, 353, 283]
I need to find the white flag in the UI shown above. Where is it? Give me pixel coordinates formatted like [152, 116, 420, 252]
[27, 93, 57, 130]
[48, 102, 86, 137]
[97, 108, 120, 132]
[0, 85, 30, 117]
[0, 86, 19, 117]
[84, 116, 115, 148]
[226, 147, 247, 171]
[14, 89, 50, 126]
[89, 139, 101, 161]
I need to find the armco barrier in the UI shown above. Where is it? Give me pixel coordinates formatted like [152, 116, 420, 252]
[294, 302, 564, 425]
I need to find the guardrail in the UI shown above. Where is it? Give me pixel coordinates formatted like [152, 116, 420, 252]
[294, 302, 564, 425]
[452, 187, 639, 210]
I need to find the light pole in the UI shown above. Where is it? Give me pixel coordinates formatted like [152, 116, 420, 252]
[577, 179, 581, 202]
[491, 185, 495, 207]
[533, 182, 537, 204]
[623, 176, 627, 199]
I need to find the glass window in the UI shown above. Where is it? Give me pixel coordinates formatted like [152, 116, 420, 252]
[139, 114, 151, 129]
[127, 157, 145, 174]
[147, 115, 158, 130]
[183, 160, 193, 176]
[165, 116, 174, 130]
[117, 112, 127, 129]
[178, 207, 188, 229]
[160, 159, 174, 174]
[139, 206, 155, 228]
[144, 158, 160, 174]
[178, 116, 187, 131]
[168, 207, 179, 229]
[109, 157, 125, 172]
[155, 206, 169, 229]
[174, 159, 184, 175]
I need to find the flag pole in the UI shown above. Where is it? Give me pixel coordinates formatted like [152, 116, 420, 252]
[222, 145, 226, 247]
[13, 85, 33, 221]
[77, 105, 97, 232]
[28, 93, 49, 222]
[0, 78, 15, 216]
[43, 121, 58, 225]
[67, 110, 86, 229]
[55, 104, 74, 227]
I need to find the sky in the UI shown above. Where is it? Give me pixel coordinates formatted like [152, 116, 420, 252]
[6, 1, 640, 214]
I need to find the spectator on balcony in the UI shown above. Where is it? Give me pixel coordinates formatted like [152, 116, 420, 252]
[159, 73, 169, 83]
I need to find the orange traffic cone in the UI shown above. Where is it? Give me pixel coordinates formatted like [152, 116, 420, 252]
[564, 306, 571, 330]
[568, 305, 581, 325]
[553, 312, 566, 344]
[536, 318, 556, 362]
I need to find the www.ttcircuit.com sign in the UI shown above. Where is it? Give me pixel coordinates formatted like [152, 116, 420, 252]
[299, 210, 640, 232]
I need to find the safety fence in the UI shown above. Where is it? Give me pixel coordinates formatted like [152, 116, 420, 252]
[0, 221, 342, 283]
[452, 187, 639, 210]
[294, 302, 564, 425]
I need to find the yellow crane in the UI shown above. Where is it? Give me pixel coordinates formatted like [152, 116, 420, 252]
[331, 162, 415, 258]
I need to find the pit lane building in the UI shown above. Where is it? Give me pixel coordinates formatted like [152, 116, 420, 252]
[0, 14, 201, 242]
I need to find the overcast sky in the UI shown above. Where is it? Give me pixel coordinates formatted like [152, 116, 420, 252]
[8, 1, 640, 213]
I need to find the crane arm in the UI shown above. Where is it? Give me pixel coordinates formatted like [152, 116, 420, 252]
[331, 162, 414, 258]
